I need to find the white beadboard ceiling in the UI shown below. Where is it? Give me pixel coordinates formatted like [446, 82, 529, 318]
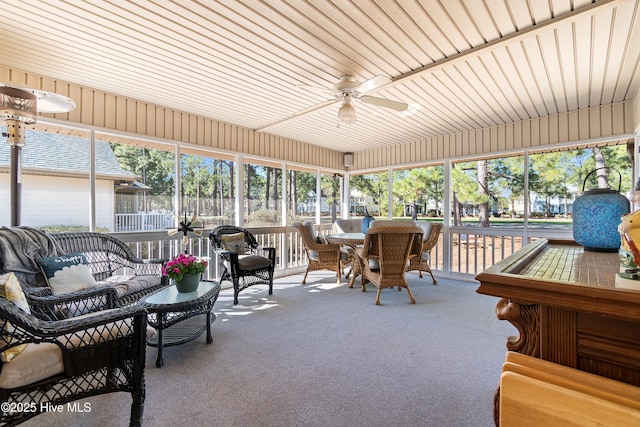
[0, 0, 638, 154]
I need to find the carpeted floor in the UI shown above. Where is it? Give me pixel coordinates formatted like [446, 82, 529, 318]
[24, 272, 515, 427]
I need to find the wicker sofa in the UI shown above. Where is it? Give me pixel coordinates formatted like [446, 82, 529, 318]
[0, 226, 167, 308]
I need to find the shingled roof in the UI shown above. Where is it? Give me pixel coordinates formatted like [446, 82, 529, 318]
[0, 128, 137, 179]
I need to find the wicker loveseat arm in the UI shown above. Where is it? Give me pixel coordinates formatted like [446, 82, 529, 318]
[25, 286, 119, 320]
[0, 297, 146, 426]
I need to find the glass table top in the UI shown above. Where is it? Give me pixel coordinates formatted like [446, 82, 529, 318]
[142, 281, 219, 306]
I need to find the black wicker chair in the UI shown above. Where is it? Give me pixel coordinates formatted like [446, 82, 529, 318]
[0, 287, 146, 426]
[209, 225, 276, 304]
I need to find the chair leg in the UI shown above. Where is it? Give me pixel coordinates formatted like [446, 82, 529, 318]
[233, 280, 240, 305]
[429, 270, 437, 285]
[302, 269, 309, 285]
[130, 395, 144, 427]
[336, 268, 341, 284]
[375, 287, 382, 305]
[406, 286, 416, 304]
[419, 271, 423, 278]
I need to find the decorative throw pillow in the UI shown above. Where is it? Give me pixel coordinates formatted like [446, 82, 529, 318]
[220, 232, 246, 254]
[37, 253, 98, 295]
[0, 272, 31, 362]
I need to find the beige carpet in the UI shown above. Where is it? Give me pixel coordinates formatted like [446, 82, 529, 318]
[23, 271, 514, 427]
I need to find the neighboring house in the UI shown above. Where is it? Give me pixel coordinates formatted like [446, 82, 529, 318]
[0, 128, 141, 230]
[297, 191, 340, 215]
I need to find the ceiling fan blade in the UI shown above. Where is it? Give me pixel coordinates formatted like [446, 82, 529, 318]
[355, 75, 392, 93]
[256, 99, 338, 132]
[360, 95, 408, 112]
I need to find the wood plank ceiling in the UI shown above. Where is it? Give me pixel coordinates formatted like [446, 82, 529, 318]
[0, 0, 638, 154]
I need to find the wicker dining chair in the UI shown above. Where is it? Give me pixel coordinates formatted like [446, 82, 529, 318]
[292, 222, 351, 284]
[357, 223, 424, 305]
[406, 222, 443, 284]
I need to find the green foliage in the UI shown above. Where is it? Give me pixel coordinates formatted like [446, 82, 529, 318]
[247, 209, 280, 226]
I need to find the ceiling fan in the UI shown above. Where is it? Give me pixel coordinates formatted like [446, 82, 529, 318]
[256, 75, 408, 131]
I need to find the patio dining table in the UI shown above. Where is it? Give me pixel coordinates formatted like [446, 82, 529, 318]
[326, 232, 365, 288]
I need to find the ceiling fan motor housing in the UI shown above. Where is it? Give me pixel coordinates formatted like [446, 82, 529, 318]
[333, 75, 359, 94]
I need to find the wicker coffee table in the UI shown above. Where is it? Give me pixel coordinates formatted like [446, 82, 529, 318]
[139, 280, 221, 367]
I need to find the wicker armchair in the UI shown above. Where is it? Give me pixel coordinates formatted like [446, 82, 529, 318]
[357, 223, 424, 305]
[0, 286, 146, 426]
[209, 225, 275, 305]
[293, 222, 351, 284]
[406, 222, 442, 284]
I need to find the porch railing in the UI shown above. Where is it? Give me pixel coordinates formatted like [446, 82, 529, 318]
[109, 223, 575, 283]
[114, 213, 175, 231]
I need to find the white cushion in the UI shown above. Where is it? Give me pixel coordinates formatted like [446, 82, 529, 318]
[0, 309, 136, 389]
[0, 342, 63, 389]
[97, 275, 162, 298]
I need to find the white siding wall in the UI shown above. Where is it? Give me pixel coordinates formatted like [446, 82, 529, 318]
[0, 174, 114, 229]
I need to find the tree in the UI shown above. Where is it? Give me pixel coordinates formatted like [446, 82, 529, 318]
[492, 156, 525, 217]
[110, 144, 175, 211]
[529, 152, 572, 216]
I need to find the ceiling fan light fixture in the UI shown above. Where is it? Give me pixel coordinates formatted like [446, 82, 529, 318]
[338, 97, 357, 125]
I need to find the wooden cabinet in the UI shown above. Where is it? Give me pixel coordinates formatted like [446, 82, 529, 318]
[476, 239, 640, 424]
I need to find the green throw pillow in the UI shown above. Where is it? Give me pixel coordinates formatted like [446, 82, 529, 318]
[37, 253, 98, 295]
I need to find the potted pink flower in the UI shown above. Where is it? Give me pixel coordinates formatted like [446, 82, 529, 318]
[162, 253, 208, 292]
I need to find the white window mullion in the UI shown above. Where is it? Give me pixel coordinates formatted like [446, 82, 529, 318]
[235, 154, 244, 227]
[89, 129, 96, 232]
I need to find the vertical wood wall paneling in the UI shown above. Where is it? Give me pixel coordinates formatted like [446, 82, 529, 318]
[600, 104, 612, 136]
[105, 94, 115, 130]
[145, 103, 155, 137]
[570, 110, 582, 140]
[531, 118, 540, 147]
[136, 102, 146, 136]
[94, 90, 106, 129]
[159, 108, 173, 139]
[116, 97, 127, 134]
[522, 120, 531, 147]
[549, 114, 558, 144]
[623, 101, 634, 134]
[178, 112, 188, 142]
[588, 108, 600, 138]
[454, 133, 463, 158]
[497, 124, 505, 151]
[513, 121, 522, 149]
[125, 99, 136, 134]
[578, 110, 589, 139]
[540, 117, 549, 145]
[559, 112, 569, 142]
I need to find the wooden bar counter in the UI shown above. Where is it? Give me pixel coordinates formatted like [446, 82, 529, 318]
[476, 238, 640, 424]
